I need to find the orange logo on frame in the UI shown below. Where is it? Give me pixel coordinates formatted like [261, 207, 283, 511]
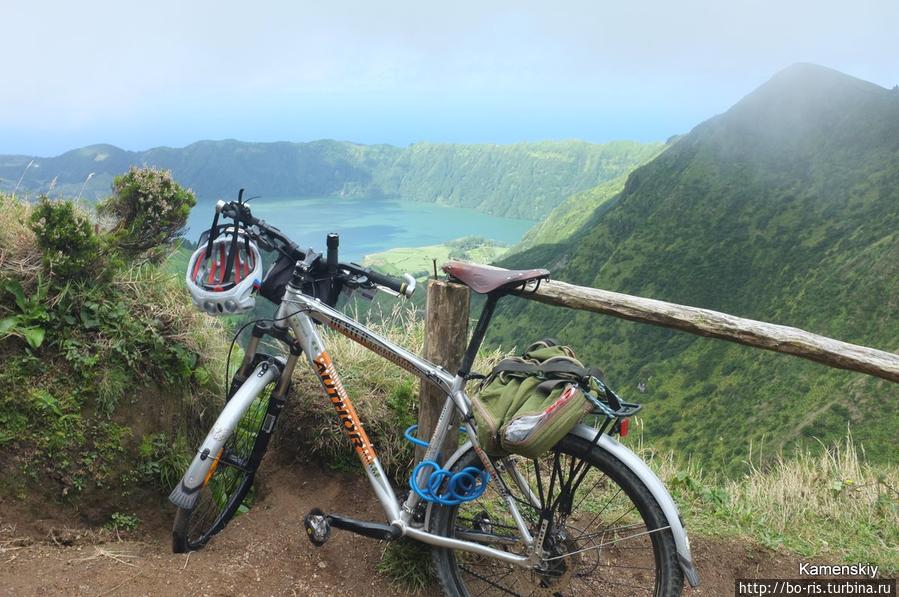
[313, 352, 377, 465]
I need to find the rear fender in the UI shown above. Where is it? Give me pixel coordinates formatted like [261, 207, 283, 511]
[431, 427, 701, 587]
[570, 424, 700, 587]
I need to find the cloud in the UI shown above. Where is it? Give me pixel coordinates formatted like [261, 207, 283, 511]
[2, 0, 897, 154]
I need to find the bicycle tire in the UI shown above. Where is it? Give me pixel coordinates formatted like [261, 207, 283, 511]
[430, 433, 683, 596]
[172, 393, 273, 552]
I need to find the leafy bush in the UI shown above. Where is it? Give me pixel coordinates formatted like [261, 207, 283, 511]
[0, 278, 49, 349]
[1, 191, 226, 517]
[104, 512, 140, 532]
[28, 197, 100, 279]
[100, 166, 196, 261]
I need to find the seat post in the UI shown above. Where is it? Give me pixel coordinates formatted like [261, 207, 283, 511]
[458, 291, 502, 377]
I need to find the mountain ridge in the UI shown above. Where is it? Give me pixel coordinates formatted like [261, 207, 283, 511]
[494, 64, 899, 470]
[0, 138, 663, 220]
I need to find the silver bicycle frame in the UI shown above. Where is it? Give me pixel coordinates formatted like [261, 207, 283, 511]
[173, 280, 699, 582]
[277, 285, 538, 567]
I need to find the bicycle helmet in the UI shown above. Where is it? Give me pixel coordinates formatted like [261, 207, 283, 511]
[185, 227, 263, 315]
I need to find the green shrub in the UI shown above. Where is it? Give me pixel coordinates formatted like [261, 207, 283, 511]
[28, 197, 100, 280]
[105, 512, 140, 532]
[100, 166, 196, 261]
[0, 278, 50, 349]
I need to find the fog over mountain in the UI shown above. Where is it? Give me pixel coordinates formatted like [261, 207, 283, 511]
[495, 64, 899, 470]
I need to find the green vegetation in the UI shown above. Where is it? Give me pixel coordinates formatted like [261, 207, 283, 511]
[641, 432, 898, 571]
[493, 63, 899, 472]
[29, 198, 101, 279]
[100, 166, 196, 261]
[105, 511, 141, 532]
[362, 236, 510, 278]
[1, 278, 50, 349]
[513, 143, 667, 252]
[1, 139, 663, 220]
[377, 539, 435, 590]
[0, 178, 225, 518]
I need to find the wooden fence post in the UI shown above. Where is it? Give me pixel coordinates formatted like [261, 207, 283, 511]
[416, 279, 470, 464]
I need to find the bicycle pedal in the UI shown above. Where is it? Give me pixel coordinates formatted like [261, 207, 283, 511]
[304, 508, 331, 547]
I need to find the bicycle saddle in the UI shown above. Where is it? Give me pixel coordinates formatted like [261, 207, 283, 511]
[442, 261, 550, 294]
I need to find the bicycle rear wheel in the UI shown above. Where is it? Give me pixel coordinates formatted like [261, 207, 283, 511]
[429, 433, 683, 596]
[172, 394, 272, 552]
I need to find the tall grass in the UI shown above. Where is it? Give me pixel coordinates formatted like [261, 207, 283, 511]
[630, 427, 899, 571]
[0, 193, 42, 289]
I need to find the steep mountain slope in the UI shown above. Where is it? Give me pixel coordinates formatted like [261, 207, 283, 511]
[493, 64, 899, 470]
[513, 142, 667, 251]
[0, 139, 661, 220]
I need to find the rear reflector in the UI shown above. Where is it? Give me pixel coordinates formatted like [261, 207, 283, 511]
[619, 418, 629, 437]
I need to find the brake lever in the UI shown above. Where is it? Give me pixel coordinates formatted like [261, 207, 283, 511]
[339, 273, 375, 301]
[246, 225, 275, 252]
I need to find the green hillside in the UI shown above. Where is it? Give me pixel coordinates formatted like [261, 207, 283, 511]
[513, 141, 667, 252]
[0, 139, 662, 220]
[0, 175, 227, 516]
[493, 64, 899, 471]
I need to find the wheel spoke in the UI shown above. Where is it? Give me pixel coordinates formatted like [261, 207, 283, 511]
[545, 525, 672, 560]
[430, 435, 681, 596]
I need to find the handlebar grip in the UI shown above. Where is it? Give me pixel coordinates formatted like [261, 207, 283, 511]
[326, 233, 339, 275]
[365, 269, 416, 298]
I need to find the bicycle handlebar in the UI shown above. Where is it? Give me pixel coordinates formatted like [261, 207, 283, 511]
[358, 267, 417, 298]
[214, 199, 416, 299]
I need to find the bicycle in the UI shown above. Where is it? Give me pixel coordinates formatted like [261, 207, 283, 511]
[169, 195, 701, 596]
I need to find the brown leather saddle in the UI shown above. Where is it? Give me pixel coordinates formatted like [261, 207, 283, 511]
[442, 260, 550, 294]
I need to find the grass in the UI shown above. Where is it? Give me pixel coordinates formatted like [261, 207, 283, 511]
[629, 429, 899, 572]
[362, 237, 509, 278]
[377, 539, 434, 591]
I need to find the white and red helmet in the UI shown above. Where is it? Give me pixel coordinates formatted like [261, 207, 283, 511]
[185, 228, 263, 315]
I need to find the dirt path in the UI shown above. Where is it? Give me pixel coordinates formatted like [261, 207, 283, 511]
[1, 462, 421, 597]
[0, 460, 857, 596]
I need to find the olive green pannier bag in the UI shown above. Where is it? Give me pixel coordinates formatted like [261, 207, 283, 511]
[472, 339, 620, 459]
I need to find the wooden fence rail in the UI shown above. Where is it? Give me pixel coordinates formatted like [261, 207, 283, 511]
[517, 279, 899, 384]
[416, 273, 898, 463]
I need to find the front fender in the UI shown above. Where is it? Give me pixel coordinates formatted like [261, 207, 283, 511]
[168, 361, 280, 509]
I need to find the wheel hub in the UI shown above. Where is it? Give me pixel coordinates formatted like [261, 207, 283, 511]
[530, 530, 581, 596]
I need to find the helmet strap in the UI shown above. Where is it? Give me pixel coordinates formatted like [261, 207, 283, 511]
[203, 211, 220, 264]
[223, 225, 241, 284]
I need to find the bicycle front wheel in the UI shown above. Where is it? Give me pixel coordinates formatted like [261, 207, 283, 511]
[172, 394, 272, 552]
[429, 433, 683, 596]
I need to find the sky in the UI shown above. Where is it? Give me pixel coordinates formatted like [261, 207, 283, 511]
[3, 0, 898, 156]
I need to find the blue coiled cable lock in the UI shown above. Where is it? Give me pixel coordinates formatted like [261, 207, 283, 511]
[404, 425, 490, 505]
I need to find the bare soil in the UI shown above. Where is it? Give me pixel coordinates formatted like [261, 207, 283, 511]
[0, 459, 854, 596]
